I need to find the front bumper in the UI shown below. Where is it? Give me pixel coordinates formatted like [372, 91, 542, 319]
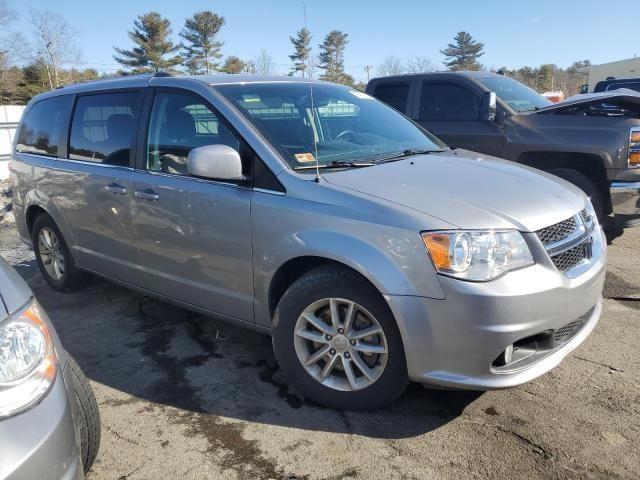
[611, 181, 640, 219]
[387, 228, 607, 390]
[0, 366, 83, 480]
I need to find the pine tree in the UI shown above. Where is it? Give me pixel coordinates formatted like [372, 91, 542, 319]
[113, 12, 182, 73]
[180, 11, 225, 75]
[221, 56, 247, 74]
[289, 28, 311, 77]
[317, 30, 349, 83]
[440, 31, 484, 71]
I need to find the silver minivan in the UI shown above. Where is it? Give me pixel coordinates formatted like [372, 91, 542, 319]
[0, 257, 100, 479]
[11, 74, 606, 409]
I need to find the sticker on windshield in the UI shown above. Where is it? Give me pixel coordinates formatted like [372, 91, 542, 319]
[241, 94, 261, 103]
[295, 153, 316, 163]
[350, 90, 373, 100]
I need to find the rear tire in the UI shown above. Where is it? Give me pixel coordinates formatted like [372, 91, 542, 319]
[67, 355, 101, 473]
[550, 168, 605, 221]
[272, 265, 409, 410]
[31, 213, 87, 292]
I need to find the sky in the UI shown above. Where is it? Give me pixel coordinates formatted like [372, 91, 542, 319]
[6, 0, 638, 82]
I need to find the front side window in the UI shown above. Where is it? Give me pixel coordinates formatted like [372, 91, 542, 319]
[216, 82, 444, 169]
[69, 92, 141, 166]
[372, 82, 410, 112]
[146, 91, 240, 176]
[420, 82, 480, 121]
[476, 76, 552, 113]
[16, 95, 72, 156]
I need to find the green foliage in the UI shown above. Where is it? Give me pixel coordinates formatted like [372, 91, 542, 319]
[113, 12, 182, 73]
[181, 10, 225, 75]
[289, 28, 312, 77]
[318, 30, 349, 83]
[221, 56, 248, 74]
[440, 31, 484, 71]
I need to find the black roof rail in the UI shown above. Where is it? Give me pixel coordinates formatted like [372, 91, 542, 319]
[153, 71, 173, 78]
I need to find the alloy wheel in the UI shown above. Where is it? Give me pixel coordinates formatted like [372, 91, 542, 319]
[293, 298, 388, 392]
[38, 227, 65, 280]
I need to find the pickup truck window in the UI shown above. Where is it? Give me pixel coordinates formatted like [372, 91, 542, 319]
[15, 95, 72, 157]
[605, 82, 640, 93]
[371, 82, 409, 112]
[69, 92, 141, 166]
[476, 76, 551, 113]
[419, 82, 480, 121]
[216, 82, 444, 169]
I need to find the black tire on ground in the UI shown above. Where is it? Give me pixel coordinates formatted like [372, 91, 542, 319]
[550, 168, 605, 221]
[31, 213, 87, 292]
[67, 354, 101, 473]
[272, 265, 409, 410]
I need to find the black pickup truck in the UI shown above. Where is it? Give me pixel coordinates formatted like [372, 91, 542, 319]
[366, 72, 640, 226]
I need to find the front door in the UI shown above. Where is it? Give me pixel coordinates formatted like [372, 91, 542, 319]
[130, 88, 254, 322]
[415, 80, 505, 157]
[51, 90, 145, 285]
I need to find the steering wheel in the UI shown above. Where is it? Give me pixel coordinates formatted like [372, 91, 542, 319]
[335, 130, 355, 142]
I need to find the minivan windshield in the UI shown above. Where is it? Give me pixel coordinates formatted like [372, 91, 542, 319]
[477, 75, 552, 113]
[215, 82, 445, 170]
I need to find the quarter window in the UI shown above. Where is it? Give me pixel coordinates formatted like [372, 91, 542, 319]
[16, 95, 72, 156]
[419, 82, 480, 121]
[146, 91, 240, 176]
[69, 92, 141, 166]
[372, 82, 410, 112]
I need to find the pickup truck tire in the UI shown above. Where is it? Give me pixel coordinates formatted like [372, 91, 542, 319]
[31, 213, 87, 292]
[67, 354, 101, 473]
[272, 265, 409, 410]
[550, 168, 604, 220]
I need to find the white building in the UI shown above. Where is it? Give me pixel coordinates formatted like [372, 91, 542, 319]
[0, 105, 25, 180]
[580, 57, 640, 92]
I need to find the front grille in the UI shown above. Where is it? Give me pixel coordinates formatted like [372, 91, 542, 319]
[551, 239, 592, 271]
[554, 317, 586, 343]
[536, 217, 577, 245]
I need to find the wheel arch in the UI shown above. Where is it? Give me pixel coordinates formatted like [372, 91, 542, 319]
[516, 151, 611, 214]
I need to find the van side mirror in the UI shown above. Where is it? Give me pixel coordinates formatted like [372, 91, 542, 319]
[187, 145, 244, 181]
[482, 91, 497, 122]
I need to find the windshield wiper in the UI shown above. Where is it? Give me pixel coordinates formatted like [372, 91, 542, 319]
[373, 148, 442, 164]
[293, 160, 375, 170]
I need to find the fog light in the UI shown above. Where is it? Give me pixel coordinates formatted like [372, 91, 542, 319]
[504, 344, 514, 364]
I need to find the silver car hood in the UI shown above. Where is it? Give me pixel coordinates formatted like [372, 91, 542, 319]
[0, 257, 31, 318]
[322, 149, 586, 231]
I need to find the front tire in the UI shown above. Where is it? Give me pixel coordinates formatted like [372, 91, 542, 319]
[67, 355, 101, 473]
[31, 213, 86, 292]
[272, 266, 409, 409]
[550, 168, 605, 221]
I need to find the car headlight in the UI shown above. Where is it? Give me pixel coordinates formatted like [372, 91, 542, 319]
[0, 299, 57, 419]
[421, 230, 534, 281]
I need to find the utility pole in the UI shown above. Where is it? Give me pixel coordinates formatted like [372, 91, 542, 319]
[364, 65, 373, 83]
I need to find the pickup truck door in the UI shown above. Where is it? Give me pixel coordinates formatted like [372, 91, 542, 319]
[413, 79, 505, 158]
[130, 87, 254, 322]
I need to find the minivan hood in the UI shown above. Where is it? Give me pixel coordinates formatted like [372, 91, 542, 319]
[322, 150, 586, 231]
[0, 257, 31, 317]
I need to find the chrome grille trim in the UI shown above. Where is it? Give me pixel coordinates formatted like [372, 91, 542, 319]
[536, 209, 596, 276]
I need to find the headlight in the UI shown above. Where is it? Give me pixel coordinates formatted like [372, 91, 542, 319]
[421, 230, 534, 281]
[0, 299, 57, 419]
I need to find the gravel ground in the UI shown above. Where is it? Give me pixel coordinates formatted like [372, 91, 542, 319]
[0, 224, 638, 480]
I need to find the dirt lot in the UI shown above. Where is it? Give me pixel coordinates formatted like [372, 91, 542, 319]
[1, 222, 638, 480]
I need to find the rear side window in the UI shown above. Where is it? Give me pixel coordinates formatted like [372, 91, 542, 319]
[372, 82, 410, 112]
[69, 92, 141, 166]
[419, 82, 480, 121]
[16, 95, 72, 156]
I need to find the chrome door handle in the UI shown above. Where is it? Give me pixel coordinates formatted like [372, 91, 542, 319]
[104, 184, 127, 195]
[134, 189, 160, 201]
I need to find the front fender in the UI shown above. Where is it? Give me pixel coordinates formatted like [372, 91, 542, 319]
[251, 193, 445, 328]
